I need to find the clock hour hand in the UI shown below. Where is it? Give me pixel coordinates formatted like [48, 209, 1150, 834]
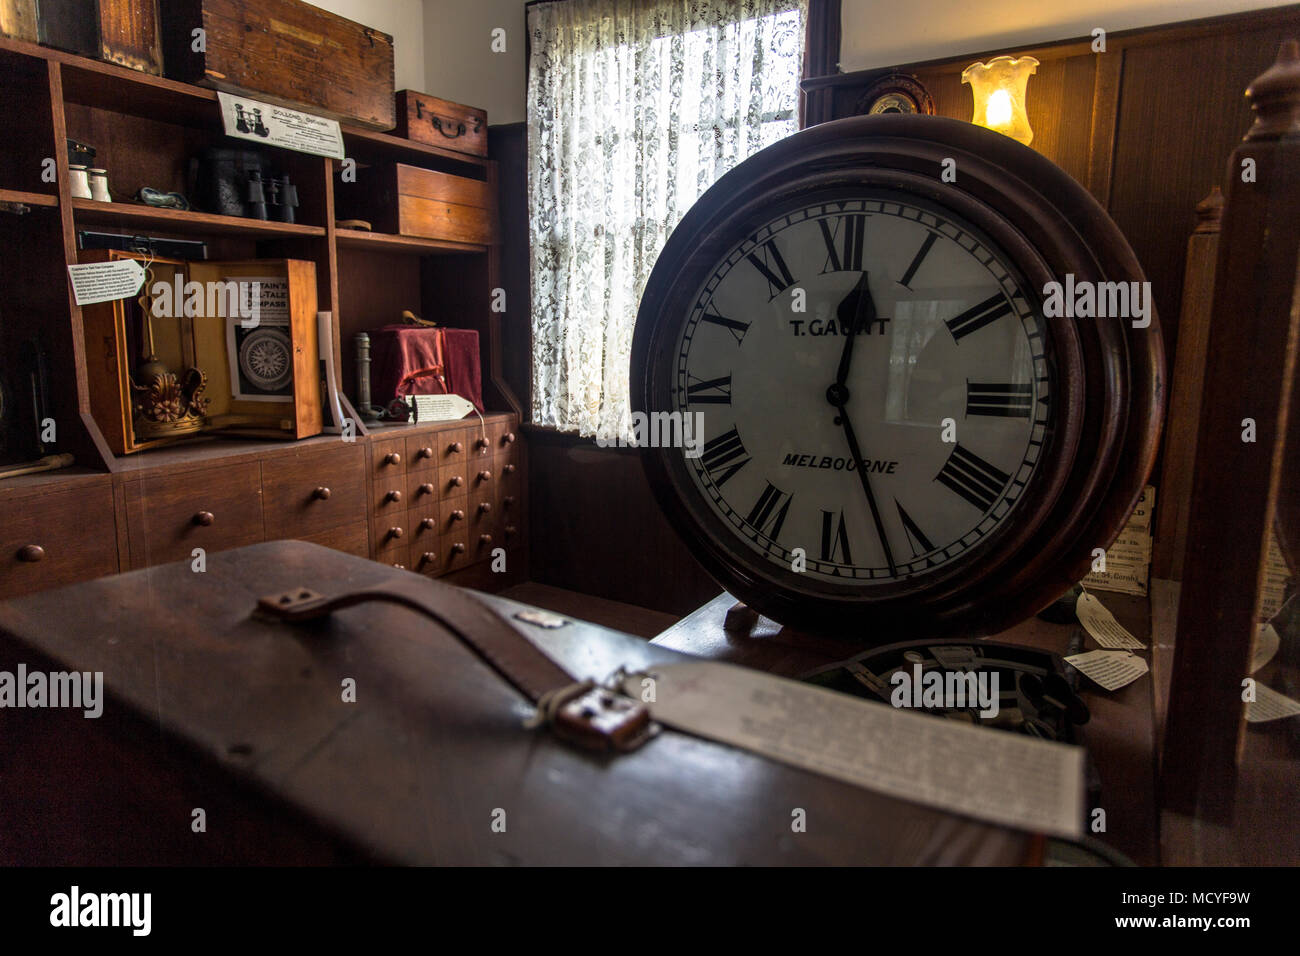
[834, 272, 875, 387]
[831, 400, 897, 578]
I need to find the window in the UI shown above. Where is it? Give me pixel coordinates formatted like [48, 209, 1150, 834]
[527, 0, 809, 441]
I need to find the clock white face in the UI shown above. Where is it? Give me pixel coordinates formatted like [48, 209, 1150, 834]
[673, 193, 1051, 587]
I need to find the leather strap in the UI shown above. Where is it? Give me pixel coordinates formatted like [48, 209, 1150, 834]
[258, 576, 572, 703]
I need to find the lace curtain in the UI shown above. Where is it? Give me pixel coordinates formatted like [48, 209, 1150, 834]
[528, 0, 809, 441]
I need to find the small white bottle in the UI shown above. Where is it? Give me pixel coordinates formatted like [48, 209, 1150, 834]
[88, 168, 111, 203]
[68, 164, 92, 200]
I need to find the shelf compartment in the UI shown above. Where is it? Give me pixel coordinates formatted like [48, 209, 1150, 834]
[335, 228, 486, 256]
[72, 199, 326, 239]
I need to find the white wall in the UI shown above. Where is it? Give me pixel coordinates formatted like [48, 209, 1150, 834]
[302, 1, 1293, 128]
[306, 0, 427, 93]
[421, 0, 529, 125]
[840, 0, 1295, 72]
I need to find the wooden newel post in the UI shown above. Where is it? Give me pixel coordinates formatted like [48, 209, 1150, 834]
[1161, 41, 1300, 816]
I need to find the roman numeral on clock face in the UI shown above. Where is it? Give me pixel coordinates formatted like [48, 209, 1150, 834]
[895, 500, 936, 557]
[819, 214, 867, 273]
[746, 482, 792, 539]
[944, 292, 1013, 341]
[701, 308, 749, 346]
[897, 231, 938, 289]
[820, 510, 853, 565]
[686, 374, 732, 404]
[700, 427, 750, 487]
[966, 381, 1032, 418]
[746, 239, 796, 299]
[935, 444, 1012, 512]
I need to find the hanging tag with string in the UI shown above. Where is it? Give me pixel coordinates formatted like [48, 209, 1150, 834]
[67, 258, 148, 306]
[1075, 585, 1146, 649]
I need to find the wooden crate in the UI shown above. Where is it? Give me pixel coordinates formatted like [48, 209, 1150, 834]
[79, 250, 322, 454]
[0, 0, 37, 42]
[335, 163, 497, 245]
[160, 0, 395, 130]
[395, 90, 487, 158]
[31, 0, 162, 74]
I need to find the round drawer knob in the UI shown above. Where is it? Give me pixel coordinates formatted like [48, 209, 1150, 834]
[477, 470, 492, 482]
[420, 551, 437, 567]
[448, 475, 464, 488]
[386, 489, 403, 503]
[421, 517, 436, 530]
[418, 446, 433, 460]
[449, 441, 463, 454]
[503, 432, 516, 445]
[313, 486, 331, 500]
[384, 452, 402, 466]
[478, 501, 492, 515]
[451, 542, 466, 554]
[503, 496, 516, 508]
[504, 464, 517, 475]
[479, 534, 493, 546]
[393, 563, 406, 570]
[17, 544, 45, 563]
[194, 511, 215, 527]
[450, 509, 465, 522]
[505, 525, 518, 538]
[476, 437, 490, 450]
[387, 526, 404, 540]
[418, 482, 434, 497]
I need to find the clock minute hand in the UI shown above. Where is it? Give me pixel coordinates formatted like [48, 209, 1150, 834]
[834, 271, 875, 387]
[834, 403, 897, 578]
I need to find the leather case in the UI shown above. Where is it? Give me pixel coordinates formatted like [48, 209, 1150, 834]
[0, 540, 1032, 865]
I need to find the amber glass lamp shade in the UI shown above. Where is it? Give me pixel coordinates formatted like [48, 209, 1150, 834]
[961, 55, 1039, 146]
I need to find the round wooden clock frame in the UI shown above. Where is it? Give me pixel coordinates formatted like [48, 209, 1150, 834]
[633, 114, 1165, 641]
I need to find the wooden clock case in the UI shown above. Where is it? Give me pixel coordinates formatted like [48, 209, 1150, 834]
[633, 114, 1165, 642]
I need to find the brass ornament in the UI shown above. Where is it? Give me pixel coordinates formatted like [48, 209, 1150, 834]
[130, 264, 208, 440]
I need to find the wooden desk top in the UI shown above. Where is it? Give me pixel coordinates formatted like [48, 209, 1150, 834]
[652, 590, 1159, 864]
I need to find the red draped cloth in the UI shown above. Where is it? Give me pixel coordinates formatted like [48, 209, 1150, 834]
[369, 325, 483, 414]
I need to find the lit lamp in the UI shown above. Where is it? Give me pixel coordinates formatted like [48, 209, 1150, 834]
[961, 55, 1039, 146]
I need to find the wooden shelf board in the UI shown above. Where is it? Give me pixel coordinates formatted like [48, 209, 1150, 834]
[0, 188, 58, 208]
[73, 199, 327, 239]
[335, 228, 486, 256]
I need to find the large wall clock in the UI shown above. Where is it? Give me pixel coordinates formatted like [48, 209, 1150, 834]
[632, 114, 1164, 640]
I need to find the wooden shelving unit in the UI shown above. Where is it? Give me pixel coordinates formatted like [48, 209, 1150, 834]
[0, 34, 525, 597]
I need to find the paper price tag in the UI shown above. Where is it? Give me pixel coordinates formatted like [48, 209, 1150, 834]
[414, 394, 474, 422]
[1246, 683, 1300, 724]
[67, 260, 147, 305]
[1076, 591, 1146, 649]
[1065, 649, 1149, 691]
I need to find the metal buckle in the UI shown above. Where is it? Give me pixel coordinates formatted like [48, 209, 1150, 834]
[550, 686, 659, 753]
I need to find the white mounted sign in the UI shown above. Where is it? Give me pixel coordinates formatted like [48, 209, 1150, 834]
[217, 92, 345, 160]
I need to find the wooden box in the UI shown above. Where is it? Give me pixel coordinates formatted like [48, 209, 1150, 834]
[0, 540, 1031, 865]
[0, 0, 38, 42]
[335, 163, 497, 245]
[160, 0, 395, 130]
[33, 0, 163, 74]
[79, 250, 322, 454]
[395, 90, 488, 158]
